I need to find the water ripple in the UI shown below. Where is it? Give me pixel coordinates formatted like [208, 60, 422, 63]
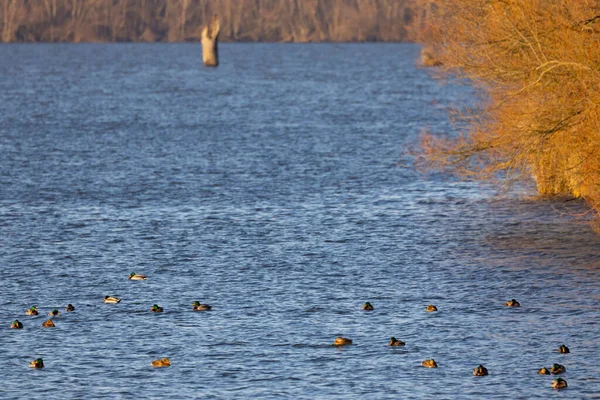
[0, 43, 598, 399]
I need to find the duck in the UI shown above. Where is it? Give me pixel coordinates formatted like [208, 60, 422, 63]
[538, 367, 551, 375]
[151, 358, 171, 367]
[48, 309, 60, 317]
[104, 296, 121, 303]
[552, 378, 568, 390]
[29, 358, 44, 368]
[129, 272, 147, 280]
[558, 344, 570, 354]
[362, 302, 374, 311]
[550, 363, 566, 374]
[192, 301, 212, 311]
[333, 337, 352, 346]
[66, 304, 75, 312]
[426, 304, 438, 312]
[473, 365, 489, 376]
[10, 320, 23, 329]
[42, 319, 55, 328]
[25, 306, 38, 316]
[151, 304, 163, 312]
[389, 337, 405, 347]
[422, 359, 438, 368]
[504, 299, 520, 307]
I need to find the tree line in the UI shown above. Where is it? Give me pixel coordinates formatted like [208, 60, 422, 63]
[1, 0, 420, 43]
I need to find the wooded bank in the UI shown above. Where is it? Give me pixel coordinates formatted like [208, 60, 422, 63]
[1, 0, 419, 43]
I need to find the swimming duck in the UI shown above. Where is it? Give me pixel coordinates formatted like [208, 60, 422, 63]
[66, 304, 75, 312]
[129, 272, 147, 280]
[389, 337, 405, 347]
[42, 319, 55, 328]
[151, 304, 163, 312]
[552, 378, 568, 389]
[426, 304, 438, 312]
[422, 359, 438, 368]
[192, 301, 212, 311]
[151, 358, 171, 367]
[29, 358, 44, 368]
[333, 337, 352, 346]
[504, 299, 520, 307]
[473, 365, 488, 376]
[558, 344, 570, 354]
[10, 320, 23, 329]
[104, 296, 121, 303]
[25, 306, 38, 316]
[362, 302, 374, 311]
[538, 367, 550, 375]
[550, 363, 566, 374]
[48, 309, 60, 317]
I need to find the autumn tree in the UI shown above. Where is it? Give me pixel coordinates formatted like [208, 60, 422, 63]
[418, 0, 600, 229]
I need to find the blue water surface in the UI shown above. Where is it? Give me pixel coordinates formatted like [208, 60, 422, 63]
[0, 43, 598, 399]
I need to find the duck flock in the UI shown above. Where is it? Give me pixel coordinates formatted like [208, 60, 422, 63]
[10, 274, 570, 391]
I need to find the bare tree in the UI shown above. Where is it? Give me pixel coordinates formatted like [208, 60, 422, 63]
[42, 0, 58, 41]
[180, 0, 190, 40]
[1, 0, 20, 42]
[68, 0, 90, 41]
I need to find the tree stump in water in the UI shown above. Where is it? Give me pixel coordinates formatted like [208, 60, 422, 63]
[201, 15, 220, 67]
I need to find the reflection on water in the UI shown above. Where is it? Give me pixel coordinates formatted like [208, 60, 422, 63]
[0, 43, 598, 399]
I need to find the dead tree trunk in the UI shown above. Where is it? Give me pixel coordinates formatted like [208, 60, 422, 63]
[201, 15, 220, 67]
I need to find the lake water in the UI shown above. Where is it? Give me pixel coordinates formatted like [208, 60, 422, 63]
[0, 43, 598, 399]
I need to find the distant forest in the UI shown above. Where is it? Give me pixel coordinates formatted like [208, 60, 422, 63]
[0, 0, 423, 43]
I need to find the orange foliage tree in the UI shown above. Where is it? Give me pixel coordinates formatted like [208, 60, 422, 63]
[418, 0, 600, 229]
